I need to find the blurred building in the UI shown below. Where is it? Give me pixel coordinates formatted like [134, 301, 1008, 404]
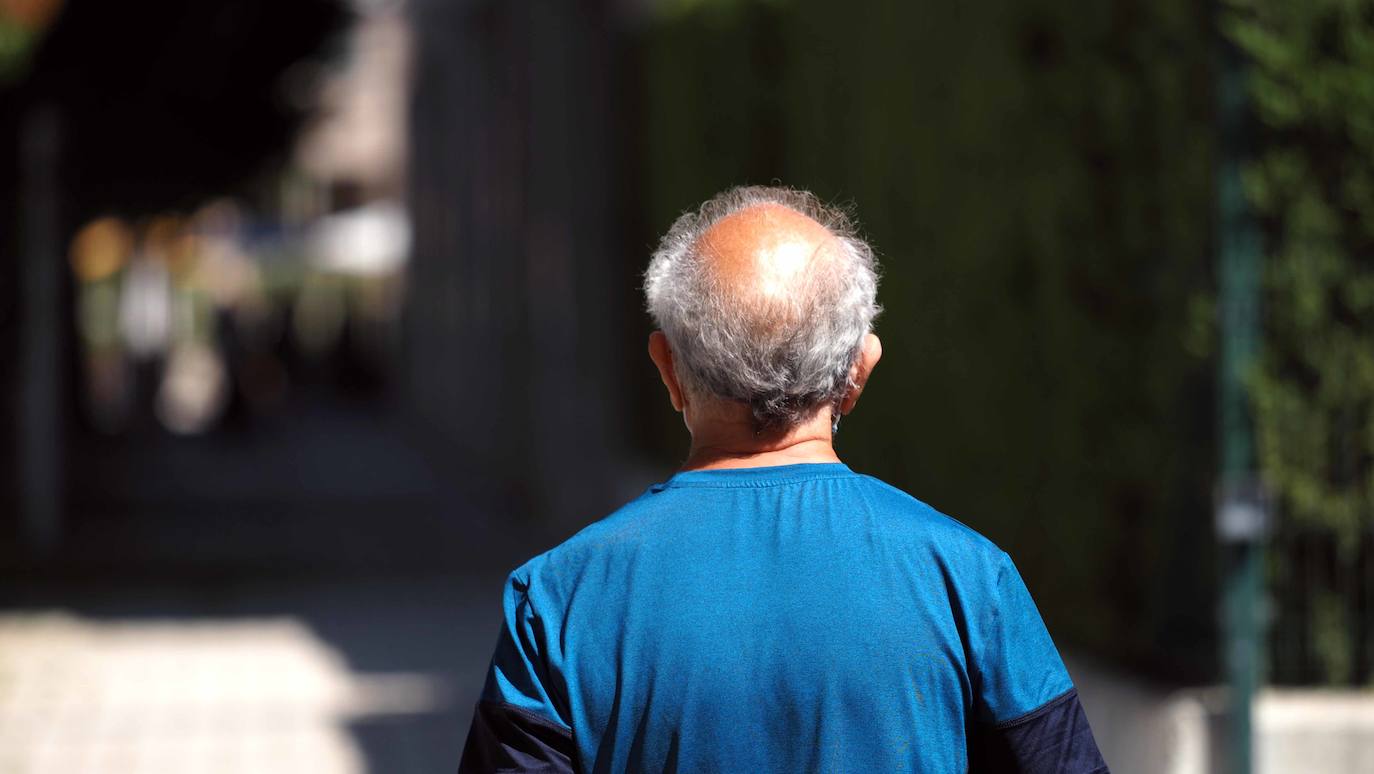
[0, 0, 640, 575]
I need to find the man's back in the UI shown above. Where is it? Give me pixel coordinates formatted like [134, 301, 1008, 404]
[462, 464, 1104, 772]
[461, 186, 1104, 772]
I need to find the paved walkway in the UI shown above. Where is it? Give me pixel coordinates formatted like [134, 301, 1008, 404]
[0, 576, 503, 774]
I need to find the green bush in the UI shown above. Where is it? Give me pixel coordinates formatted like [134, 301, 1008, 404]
[1227, 0, 1374, 686]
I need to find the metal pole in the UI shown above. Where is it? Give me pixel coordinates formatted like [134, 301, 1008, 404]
[1216, 26, 1265, 774]
[18, 102, 63, 558]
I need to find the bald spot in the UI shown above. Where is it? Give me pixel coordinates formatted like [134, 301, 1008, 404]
[693, 203, 844, 307]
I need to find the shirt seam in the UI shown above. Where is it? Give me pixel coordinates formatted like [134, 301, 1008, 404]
[479, 698, 574, 734]
[992, 687, 1079, 730]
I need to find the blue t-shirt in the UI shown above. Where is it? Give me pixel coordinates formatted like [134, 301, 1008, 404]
[460, 463, 1106, 773]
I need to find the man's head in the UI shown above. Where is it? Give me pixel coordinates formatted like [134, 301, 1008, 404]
[644, 186, 881, 437]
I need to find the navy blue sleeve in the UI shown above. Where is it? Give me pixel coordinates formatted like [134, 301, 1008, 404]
[459, 565, 577, 774]
[968, 688, 1108, 773]
[968, 553, 1107, 772]
[458, 699, 576, 774]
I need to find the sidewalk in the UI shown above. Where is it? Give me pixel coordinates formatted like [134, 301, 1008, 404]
[0, 575, 505, 774]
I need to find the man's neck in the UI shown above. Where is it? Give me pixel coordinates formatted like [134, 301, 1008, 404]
[681, 411, 841, 471]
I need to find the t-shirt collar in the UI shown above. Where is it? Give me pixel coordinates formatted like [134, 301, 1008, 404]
[660, 462, 854, 489]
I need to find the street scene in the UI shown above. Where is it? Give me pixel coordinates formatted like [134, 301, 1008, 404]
[3, 0, 1374, 772]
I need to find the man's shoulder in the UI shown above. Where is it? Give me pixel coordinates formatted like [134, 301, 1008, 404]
[504, 485, 670, 588]
[512, 471, 1006, 589]
[853, 472, 1007, 557]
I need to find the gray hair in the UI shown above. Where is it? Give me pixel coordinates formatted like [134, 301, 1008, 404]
[644, 186, 880, 432]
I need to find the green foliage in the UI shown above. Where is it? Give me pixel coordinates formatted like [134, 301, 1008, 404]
[1226, 0, 1374, 685]
[1229, 0, 1374, 540]
[639, 0, 1218, 680]
[0, 14, 41, 84]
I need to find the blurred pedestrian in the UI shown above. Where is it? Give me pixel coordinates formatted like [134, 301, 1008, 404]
[459, 186, 1107, 773]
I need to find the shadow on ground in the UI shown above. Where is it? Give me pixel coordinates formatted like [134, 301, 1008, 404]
[1, 573, 515, 773]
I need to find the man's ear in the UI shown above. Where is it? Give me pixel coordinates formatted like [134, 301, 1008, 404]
[648, 331, 685, 412]
[839, 333, 882, 416]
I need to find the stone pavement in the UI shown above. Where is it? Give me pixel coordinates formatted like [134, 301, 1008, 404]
[0, 575, 506, 774]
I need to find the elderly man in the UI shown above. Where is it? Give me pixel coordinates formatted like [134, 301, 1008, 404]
[459, 187, 1107, 773]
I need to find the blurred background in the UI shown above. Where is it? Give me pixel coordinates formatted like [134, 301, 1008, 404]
[0, 0, 1371, 771]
